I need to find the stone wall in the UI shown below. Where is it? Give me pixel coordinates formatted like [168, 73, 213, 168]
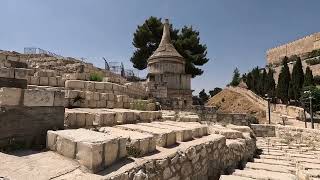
[0, 106, 64, 149]
[267, 32, 320, 65]
[188, 106, 257, 126]
[251, 124, 320, 148]
[103, 132, 256, 180]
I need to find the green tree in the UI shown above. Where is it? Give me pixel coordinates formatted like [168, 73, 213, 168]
[266, 68, 276, 98]
[199, 89, 209, 104]
[276, 57, 291, 104]
[301, 86, 320, 112]
[209, 87, 222, 97]
[304, 67, 314, 87]
[131, 16, 209, 78]
[246, 72, 253, 90]
[252, 67, 261, 94]
[261, 69, 267, 95]
[229, 68, 241, 86]
[291, 57, 304, 101]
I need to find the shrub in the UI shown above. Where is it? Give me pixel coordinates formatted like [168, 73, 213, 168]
[89, 73, 103, 82]
[305, 58, 320, 65]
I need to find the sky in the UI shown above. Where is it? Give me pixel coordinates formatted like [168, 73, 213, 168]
[1, 0, 320, 94]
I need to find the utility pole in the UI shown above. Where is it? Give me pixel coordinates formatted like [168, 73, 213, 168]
[265, 94, 271, 124]
[304, 90, 314, 129]
[310, 95, 314, 129]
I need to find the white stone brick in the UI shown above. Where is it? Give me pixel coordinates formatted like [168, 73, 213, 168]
[95, 82, 105, 90]
[30, 76, 40, 85]
[0, 87, 22, 106]
[85, 91, 94, 100]
[39, 77, 49, 86]
[23, 89, 54, 106]
[76, 142, 103, 171]
[93, 92, 100, 101]
[6, 55, 19, 61]
[47, 130, 57, 151]
[65, 80, 85, 89]
[48, 77, 57, 86]
[104, 139, 119, 166]
[107, 101, 114, 108]
[85, 81, 95, 91]
[65, 90, 80, 99]
[53, 91, 66, 106]
[0, 67, 14, 78]
[104, 83, 113, 90]
[56, 136, 76, 158]
[14, 68, 28, 80]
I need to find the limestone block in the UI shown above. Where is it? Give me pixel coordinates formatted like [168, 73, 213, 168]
[49, 77, 57, 86]
[85, 91, 94, 100]
[65, 90, 80, 99]
[107, 101, 114, 108]
[108, 94, 115, 101]
[23, 89, 54, 106]
[53, 91, 66, 107]
[100, 93, 108, 100]
[65, 80, 85, 90]
[85, 113, 95, 126]
[39, 77, 49, 86]
[95, 82, 105, 90]
[14, 68, 28, 80]
[104, 139, 119, 166]
[118, 138, 127, 158]
[47, 130, 58, 150]
[96, 100, 107, 108]
[0, 87, 22, 106]
[65, 112, 77, 127]
[88, 100, 97, 108]
[0, 67, 14, 78]
[7, 55, 19, 61]
[0, 54, 6, 61]
[104, 83, 113, 90]
[115, 102, 124, 108]
[93, 92, 100, 101]
[57, 77, 65, 87]
[85, 81, 95, 91]
[76, 142, 103, 172]
[30, 76, 40, 85]
[56, 136, 76, 158]
[76, 113, 86, 127]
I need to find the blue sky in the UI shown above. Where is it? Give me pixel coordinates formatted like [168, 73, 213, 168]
[1, 0, 320, 94]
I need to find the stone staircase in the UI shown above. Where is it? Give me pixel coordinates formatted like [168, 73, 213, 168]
[220, 137, 320, 180]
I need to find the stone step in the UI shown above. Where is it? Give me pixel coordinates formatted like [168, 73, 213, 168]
[219, 175, 255, 180]
[65, 109, 116, 128]
[245, 162, 295, 173]
[253, 158, 293, 166]
[259, 154, 320, 164]
[137, 122, 193, 142]
[47, 129, 127, 172]
[115, 124, 176, 147]
[232, 169, 296, 180]
[157, 121, 208, 138]
[98, 126, 156, 156]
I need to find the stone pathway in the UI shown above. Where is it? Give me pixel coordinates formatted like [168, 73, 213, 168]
[220, 137, 320, 180]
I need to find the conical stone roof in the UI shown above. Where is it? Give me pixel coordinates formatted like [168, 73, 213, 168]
[148, 19, 184, 61]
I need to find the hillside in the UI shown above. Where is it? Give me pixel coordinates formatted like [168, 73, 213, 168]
[207, 89, 266, 123]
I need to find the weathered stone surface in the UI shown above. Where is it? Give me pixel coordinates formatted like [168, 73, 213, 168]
[0, 77, 27, 89]
[14, 68, 28, 80]
[1, 106, 64, 149]
[23, 89, 54, 106]
[0, 87, 22, 106]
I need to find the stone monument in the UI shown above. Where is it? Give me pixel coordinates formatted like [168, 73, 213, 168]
[147, 19, 192, 109]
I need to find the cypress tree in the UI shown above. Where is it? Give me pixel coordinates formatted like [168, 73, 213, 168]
[276, 57, 291, 104]
[261, 69, 267, 96]
[246, 72, 253, 90]
[291, 57, 304, 101]
[266, 68, 276, 98]
[304, 67, 314, 87]
[252, 67, 260, 94]
[230, 68, 241, 86]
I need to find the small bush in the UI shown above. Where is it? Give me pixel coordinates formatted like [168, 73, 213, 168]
[126, 145, 141, 158]
[305, 58, 320, 65]
[89, 73, 103, 82]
